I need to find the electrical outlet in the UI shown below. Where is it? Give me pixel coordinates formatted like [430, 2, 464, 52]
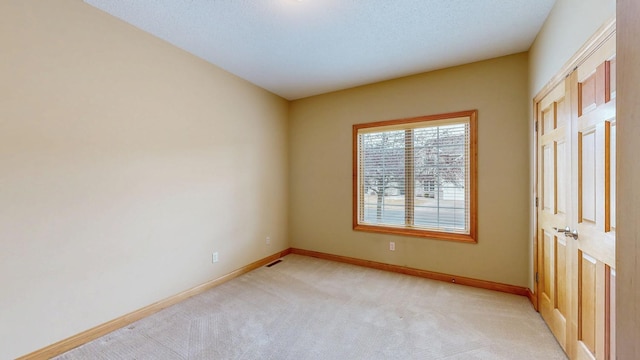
[266, 236, 271, 245]
[389, 242, 395, 251]
[212, 252, 219, 263]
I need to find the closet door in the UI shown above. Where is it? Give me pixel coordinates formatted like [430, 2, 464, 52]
[536, 26, 616, 360]
[537, 79, 571, 352]
[570, 34, 616, 360]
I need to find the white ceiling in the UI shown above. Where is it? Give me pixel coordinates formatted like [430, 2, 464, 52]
[84, 0, 557, 100]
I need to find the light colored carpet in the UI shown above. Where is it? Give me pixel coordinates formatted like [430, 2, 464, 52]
[55, 254, 567, 359]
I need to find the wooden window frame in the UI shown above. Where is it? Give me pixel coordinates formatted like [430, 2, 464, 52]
[352, 110, 478, 243]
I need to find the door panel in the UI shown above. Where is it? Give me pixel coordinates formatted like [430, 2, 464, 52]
[609, 124, 616, 228]
[578, 252, 597, 355]
[579, 130, 596, 223]
[557, 140, 567, 213]
[607, 269, 615, 359]
[536, 30, 615, 360]
[556, 236, 568, 315]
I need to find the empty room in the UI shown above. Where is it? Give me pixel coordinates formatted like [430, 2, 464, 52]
[2, 0, 639, 359]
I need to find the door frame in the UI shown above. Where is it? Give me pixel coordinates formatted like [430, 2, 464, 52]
[532, 18, 617, 310]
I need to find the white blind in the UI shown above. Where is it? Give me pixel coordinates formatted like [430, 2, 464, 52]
[358, 119, 470, 234]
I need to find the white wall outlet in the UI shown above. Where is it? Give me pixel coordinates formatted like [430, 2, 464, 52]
[212, 252, 219, 263]
[389, 242, 395, 251]
[266, 236, 271, 245]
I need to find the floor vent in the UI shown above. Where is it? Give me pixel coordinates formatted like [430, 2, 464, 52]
[266, 259, 283, 267]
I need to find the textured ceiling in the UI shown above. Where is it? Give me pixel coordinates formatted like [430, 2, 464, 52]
[84, 0, 557, 100]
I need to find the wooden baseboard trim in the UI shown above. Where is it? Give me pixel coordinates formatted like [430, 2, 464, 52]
[290, 248, 529, 297]
[18, 248, 292, 360]
[527, 288, 538, 310]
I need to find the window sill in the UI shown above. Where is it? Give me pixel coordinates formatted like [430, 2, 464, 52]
[353, 224, 477, 243]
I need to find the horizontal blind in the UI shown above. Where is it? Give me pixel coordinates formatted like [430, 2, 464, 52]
[358, 119, 470, 234]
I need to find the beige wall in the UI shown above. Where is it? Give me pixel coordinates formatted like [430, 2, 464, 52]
[616, 0, 640, 357]
[289, 53, 530, 287]
[0, 1, 289, 358]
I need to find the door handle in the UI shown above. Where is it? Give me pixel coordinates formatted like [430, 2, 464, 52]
[568, 229, 579, 240]
[552, 226, 579, 240]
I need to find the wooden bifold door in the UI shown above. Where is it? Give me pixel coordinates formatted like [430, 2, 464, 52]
[535, 24, 616, 360]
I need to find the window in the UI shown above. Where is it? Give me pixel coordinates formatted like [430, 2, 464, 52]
[352, 110, 477, 243]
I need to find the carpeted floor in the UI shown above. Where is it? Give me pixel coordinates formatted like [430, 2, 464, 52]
[55, 254, 567, 359]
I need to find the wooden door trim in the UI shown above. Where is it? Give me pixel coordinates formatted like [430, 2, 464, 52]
[532, 99, 539, 311]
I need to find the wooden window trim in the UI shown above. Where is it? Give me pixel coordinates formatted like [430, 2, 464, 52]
[352, 110, 478, 243]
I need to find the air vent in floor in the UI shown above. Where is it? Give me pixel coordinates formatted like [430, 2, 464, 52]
[266, 259, 283, 267]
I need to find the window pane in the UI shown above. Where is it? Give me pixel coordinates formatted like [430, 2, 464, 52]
[361, 130, 405, 226]
[413, 123, 468, 232]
